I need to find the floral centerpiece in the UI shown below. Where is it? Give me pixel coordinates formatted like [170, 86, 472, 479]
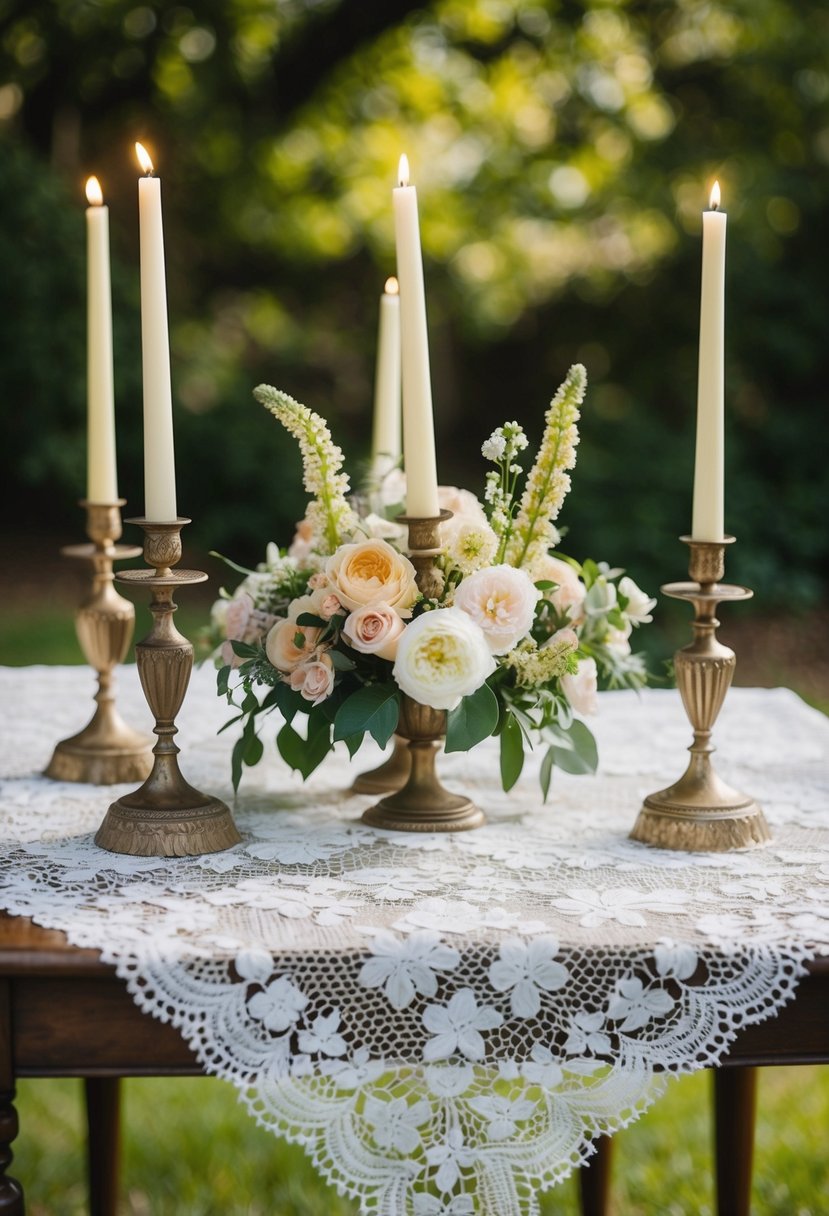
[211, 363, 655, 804]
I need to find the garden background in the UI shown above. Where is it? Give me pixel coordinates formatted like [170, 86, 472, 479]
[1, 1, 827, 1211]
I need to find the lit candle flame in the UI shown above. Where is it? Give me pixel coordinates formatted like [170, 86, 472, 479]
[709, 180, 721, 211]
[135, 141, 154, 175]
[384, 276, 399, 296]
[85, 176, 104, 207]
[398, 154, 410, 188]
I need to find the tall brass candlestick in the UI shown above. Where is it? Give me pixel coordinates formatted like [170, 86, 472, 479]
[45, 501, 152, 785]
[361, 510, 484, 833]
[630, 536, 770, 852]
[95, 518, 241, 857]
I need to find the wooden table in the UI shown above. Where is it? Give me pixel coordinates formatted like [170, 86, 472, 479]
[2, 913, 827, 1216]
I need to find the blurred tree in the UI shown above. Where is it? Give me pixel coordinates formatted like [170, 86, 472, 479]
[0, 0, 827, 606]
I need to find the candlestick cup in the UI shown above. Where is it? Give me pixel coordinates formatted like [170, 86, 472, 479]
[630, 536, 770, 852]
[95, 518, 241, 857]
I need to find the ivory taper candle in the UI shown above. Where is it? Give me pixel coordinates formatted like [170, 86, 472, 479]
[84, 176, 118, 503]
[135, 141, 177, 522]
[392, 155, 440, 518]
[691, 180, 727, 542]
[371, 276, 401, 475]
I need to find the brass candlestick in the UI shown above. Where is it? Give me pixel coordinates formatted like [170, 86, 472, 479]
[361, 510, 483, 832]
[45, 500, 153, 785]
[95, 518, 241, 857]
[630, 536, 770, 852]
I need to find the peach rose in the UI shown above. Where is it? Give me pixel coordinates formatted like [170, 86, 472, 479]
[453, 564, 541, 654]
[289, 652, 335, 705]
[265, 617, 323, 673]
[342, 602, 406, 661]
[326, 538, 418, 617]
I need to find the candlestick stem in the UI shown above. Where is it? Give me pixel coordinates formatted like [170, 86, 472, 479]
[630, 536, 770, 851]
[94, 518, 240, 856]
[361, 510, 483, 831]
[45, 501, 152, 785]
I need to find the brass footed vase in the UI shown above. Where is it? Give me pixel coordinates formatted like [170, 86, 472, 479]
[360, 509, 483, 832]
[95, 518, 241, 857]
[630, 536, 770, 852]
[45, 501, 152, 785]
[361, 696, 483, 832]
[350, 736, 411, 794]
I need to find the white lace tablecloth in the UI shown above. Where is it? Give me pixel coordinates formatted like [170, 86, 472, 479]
[1, 665, 828, 1215]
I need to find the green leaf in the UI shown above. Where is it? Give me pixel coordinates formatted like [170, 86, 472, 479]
[499, 712, 525, 791]
[276, 715, 332, 779]
[539, 745, 555, 803]
[330, 649, 356, 671]
[216, 665, 231, 697]
[445, 682, 499, 753]
[295, 612, 326, 628]
[547, 719, 598, 775]
[344, 731, 365, 758]
[243, 730, 264, 767]
[276, 722, 305, 772]
[333, 684, 400, 748]
[230, 639, 259, 659]
[231, 735, 246, 792]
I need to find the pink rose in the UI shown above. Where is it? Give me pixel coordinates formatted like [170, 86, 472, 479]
[342, 602, 406, 661]
[225, 593, 254, 642]
[265, 617, 323, 673]
[289, 652, 335, 705]
[532, 555, 586, 622]
[561, 657, 598, 715]
[310, 586, 343, 620]
[452, 565, 541, 654]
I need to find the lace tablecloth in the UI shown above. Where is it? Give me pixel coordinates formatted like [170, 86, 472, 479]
[1, 665, 828, 1215]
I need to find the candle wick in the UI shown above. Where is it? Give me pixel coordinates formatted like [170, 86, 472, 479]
[710, 201, 719, 212]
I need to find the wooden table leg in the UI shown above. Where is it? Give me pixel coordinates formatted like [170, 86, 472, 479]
[579, 1134, 613, 1216]
[85, 1077, 121, 1216]
[714, 1067, 757, 1216]
[0, 982, 23, 1214]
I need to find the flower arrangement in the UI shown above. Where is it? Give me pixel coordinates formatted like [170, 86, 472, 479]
[211, 364, 655, 798]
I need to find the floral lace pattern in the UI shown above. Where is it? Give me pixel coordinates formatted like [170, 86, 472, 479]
[1, 666, 828, 1215]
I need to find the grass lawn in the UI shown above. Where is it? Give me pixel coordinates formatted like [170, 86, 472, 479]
[13, 1068, 829, 1214]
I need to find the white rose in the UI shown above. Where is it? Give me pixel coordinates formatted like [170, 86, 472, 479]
[342, 602, 406, 660]
[618, 576, 656, 625]
[561, 657, 598, 716]
[452, 565, 541, 655]
[393, 609, 496, 711]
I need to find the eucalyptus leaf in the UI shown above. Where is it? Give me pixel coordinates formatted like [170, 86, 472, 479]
[539, 745, 555, 803]
[548, 719, 598, 775]
[446, 682, 499, 753]
[333, 684, 400, 748]
[230, 639, 259, 659]
[499, 713, 525, 791]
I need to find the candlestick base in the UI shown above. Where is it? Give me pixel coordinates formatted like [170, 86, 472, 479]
[94, 519, 241, 857]
[630, 536, 771, 853]
[45, 501, 153, 786]
[361, 698, 483, 833]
